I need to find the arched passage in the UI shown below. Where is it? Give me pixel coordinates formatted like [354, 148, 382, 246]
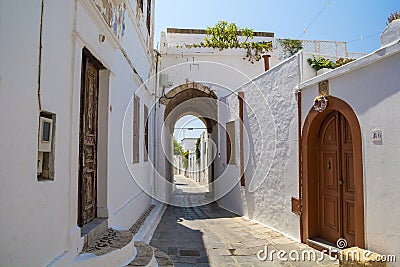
[301, 96, 365, 248]
[160, 82, 219, 206]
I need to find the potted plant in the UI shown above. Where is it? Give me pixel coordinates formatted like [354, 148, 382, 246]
[333, 57, 355, 68]
[307, 55, 334, 75]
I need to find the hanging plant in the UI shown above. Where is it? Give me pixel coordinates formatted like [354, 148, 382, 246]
[333, 57, 355, 68]
[193, 21, 272, 63]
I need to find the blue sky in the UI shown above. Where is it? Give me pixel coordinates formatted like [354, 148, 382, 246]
[173, 116, 206, 142]
[158, 1, 399, 141]
[155, 0, 399, 53]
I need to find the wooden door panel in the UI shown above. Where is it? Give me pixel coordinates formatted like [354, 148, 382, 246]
[344, 200, 355, 234]
[322, 196, 339, 231]
[321, 153, 339, 190]
[79, 57, 99, 226]
[341, 116, 355, 247]
[318, 112, 356, 247]
[318, 113, 340, 244]
[321, 116, 338, 146]
[344, 152, 355, 193]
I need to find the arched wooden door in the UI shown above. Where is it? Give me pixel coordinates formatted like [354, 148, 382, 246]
[318, 111, 355, 247]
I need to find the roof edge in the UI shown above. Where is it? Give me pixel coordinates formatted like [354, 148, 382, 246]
[167, 28, 274, 37]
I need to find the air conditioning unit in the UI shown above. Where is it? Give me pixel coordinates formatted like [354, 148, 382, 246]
[38, 116, 53, 152]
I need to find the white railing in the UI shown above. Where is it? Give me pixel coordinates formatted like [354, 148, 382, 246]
[276, 39, 366, 59]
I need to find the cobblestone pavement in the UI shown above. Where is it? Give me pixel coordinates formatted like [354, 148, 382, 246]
[150, 176, 339, 267]
[170, 175, 214, 207]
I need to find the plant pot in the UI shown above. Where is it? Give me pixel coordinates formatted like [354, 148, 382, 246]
[317, 68, 332, 75]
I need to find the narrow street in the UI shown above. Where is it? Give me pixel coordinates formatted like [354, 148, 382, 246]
[170, 175, 213, 207]
[150, 176, 339, 266]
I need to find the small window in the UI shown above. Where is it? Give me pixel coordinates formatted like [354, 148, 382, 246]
[133, 95, 140, 163]
[226, 121, 235, 165]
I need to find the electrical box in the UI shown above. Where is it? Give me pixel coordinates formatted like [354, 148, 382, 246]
[37, 152, 43, 175]
[159, 73, 169, 87]
[38, 116, 53, 152]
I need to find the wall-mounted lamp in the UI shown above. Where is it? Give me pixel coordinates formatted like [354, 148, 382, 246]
[99, 34, 106, 43]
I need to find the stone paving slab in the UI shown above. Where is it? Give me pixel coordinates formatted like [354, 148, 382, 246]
[151, 202, 339, 266]
[150, 176, 339, 266]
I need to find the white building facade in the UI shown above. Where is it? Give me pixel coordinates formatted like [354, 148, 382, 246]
[0, 0, 157, 265]
[217, 21, 400, 264]
[2, 1, 400, 264]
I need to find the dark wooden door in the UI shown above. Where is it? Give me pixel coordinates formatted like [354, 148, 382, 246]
[78, 55, 100, 227]
[318, 112, 355, 246]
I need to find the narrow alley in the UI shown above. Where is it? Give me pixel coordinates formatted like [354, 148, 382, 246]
[149, 176, 339, 266]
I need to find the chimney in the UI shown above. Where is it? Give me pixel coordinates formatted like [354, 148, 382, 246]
[262, 55, 271, 71]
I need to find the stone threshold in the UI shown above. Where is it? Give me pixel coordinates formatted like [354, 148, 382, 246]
[308, 238, 343, 253]
[74, 228, 135, 266]
[80, 218, 108, 250]
[81, 229, 133, 256]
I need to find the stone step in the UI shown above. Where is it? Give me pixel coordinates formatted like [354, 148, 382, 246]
[126, 242, 174, 267]
[153, 248, 174, 267]
[74, 229, 135, 266]
[126, 242, 156, 266]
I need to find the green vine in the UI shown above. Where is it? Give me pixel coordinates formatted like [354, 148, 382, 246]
[182, 150, 189, 170]
[307, 55, 334, 71]
[277, 38, 303, 59]
[307, 55, 355, 72]
[195, 138, 201, 162]
[193, 21, 272, 63]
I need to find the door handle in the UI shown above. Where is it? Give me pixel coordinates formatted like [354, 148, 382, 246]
[339, 180, 343, 186]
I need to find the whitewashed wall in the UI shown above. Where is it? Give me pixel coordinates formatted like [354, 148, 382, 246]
[159, 31, 279, 92]
[300, 41, 400, 263]
[0, 1, 75, 265]
[0, 0, 155, 265]
[157, 30, 279, 196]
[216, 54, 303, 240]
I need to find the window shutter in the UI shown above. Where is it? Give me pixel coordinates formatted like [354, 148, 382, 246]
[226, 121, 235, 165]
[133, 95, 140, 163]
[144, 104, 149, 161]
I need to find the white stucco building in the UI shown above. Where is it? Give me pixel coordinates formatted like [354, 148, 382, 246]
[180, 137, 197, 152]
[2, 0, 400, 264]
[216, 21, 400, 265]
[156, 22, 400, 265]
[0, 0, 159, 266]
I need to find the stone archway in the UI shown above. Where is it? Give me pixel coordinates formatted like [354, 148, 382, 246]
[301, 96, 365, 248]
[160, 82, 219, 206]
